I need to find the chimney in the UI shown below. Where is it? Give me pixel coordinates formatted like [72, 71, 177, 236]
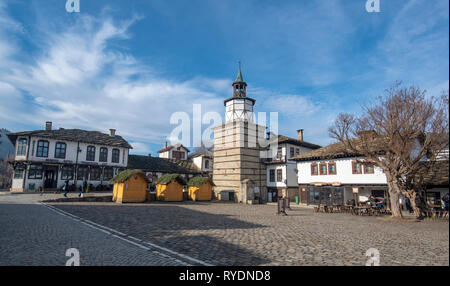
[45, 121, 52, 131]
[297, 129, 304, 141]
[109, 129, 116, 136]
[164, 141, 168, 148]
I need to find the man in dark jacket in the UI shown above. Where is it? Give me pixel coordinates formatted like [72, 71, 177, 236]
[63, 180, 70, 197]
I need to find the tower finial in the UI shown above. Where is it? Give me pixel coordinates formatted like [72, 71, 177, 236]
[235, 61, 244, 83]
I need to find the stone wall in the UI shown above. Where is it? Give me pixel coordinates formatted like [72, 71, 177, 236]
[213, 121, 267, 203]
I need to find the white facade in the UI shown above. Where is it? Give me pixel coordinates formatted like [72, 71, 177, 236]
[192, 155, 213, 174]
[296, 157, 387, 186]
[266, 141, 320, 201]
[295, 157, 388, 204]
[225, 98, 255, 123]
[11, 134, 130, 192]
[158, 144, 189, 160]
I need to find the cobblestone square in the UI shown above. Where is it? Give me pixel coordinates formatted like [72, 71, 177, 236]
[49, 200, 449, 266]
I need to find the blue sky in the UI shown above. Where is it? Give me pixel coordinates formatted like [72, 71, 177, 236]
[0, 0, 448, 155]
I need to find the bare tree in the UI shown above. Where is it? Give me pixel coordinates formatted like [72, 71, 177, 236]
[0, 159, 13, 190]
[329, 84, 449, 218]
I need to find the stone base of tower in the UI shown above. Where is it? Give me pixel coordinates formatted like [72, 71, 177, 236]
[212, 121, 267, 203]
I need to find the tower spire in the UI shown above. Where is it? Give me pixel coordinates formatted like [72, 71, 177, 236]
[235, 61, 244, 83]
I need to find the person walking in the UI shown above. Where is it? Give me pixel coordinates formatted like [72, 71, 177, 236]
[79, 178, 87, 198]
[63, 179, 70, 197]
[442, 193, 449, 212]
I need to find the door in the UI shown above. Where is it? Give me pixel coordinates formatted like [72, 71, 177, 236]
[44, 170, 55, 188]
[300, 187, 308, 204]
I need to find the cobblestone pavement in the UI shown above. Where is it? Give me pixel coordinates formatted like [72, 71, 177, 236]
[42, 200, 449, 266]
[1, 193, 448, 266]
[0, 193, 191, 266]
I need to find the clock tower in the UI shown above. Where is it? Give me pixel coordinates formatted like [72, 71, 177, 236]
[224, 63, 256, 123]
[213, 63, 267, 204]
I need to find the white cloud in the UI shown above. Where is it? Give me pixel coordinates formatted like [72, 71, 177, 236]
[0, 12, 226, 153]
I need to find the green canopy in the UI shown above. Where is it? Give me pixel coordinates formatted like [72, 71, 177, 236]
[187, 177, 215, 187]
[155, 174, 186, 185]
[110, 169, 149, 183]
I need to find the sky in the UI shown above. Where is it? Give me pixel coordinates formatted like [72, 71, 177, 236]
[0, 0, 448, 155]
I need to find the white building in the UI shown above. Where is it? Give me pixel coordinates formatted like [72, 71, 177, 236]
[265, 130, 321, 202]
[7, 122, 132, 192]
[158, 142, 190, 160]
[188, 149, 213, 176]
[293, 140, 449, 207]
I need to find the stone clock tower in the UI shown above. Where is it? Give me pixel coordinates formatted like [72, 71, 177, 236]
[212, 64, 267, 204]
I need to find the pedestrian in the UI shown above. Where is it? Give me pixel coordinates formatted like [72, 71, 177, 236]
[404, 196, 413, 214]
[79, 178, 87, 198]
[399, 195, 404, 211]
[442, 193, 449, 212]
[63, 179, 70, 197]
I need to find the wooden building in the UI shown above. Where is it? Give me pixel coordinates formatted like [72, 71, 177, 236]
[111, 169, 149, 203]
[187, 177, 215, 201]
[155, 174, 186, 202]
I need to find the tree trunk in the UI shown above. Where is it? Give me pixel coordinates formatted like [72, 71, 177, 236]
[387, 180, 403, 218]
[408, 192, 421, 217]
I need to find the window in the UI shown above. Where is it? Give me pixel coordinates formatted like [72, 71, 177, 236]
[328, 162, 337, 175]
[103, 168, 114, 181]
[28, 164, 43, 179]
[173, 151, 185, 160]
[89, 167, 101, 181]
[277, 147, 282, 159]
[61, 165, 74, 180]
[17, 138, 27, 156]
[99, 147, 108, 162]
[55, 142, 66, 159]
[36, 140, 49, 157]
[352, 161, 362, 174]
[86, 146, 96, 161]
[311, 163, 318, 175]
[112, 149, 120, 163]
[77, 166, 88, 180]
[295, 148, 300, 156]
[364, 164, 374, 174]
[14, 167, 24, 179]
[290, 147, 295, 157]
[269, 169, 275, 182]
[204, 159, 209, 169]
[276, 169, 283, 182]
[319, 163, 328, 175]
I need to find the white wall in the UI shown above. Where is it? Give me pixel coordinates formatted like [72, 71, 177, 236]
[15, 136, 128, 167]
[297, 157, 387, 185]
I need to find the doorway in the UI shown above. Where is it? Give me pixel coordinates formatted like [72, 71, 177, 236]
[44, 168, 58, 189]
